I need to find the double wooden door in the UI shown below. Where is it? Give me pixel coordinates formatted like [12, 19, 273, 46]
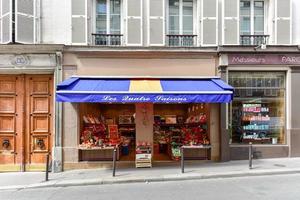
[0, 75, 53, 171]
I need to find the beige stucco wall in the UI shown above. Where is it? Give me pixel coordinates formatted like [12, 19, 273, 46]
[62, 66, 79, 164]
[135, 103, 154, 146]
[210, 104, 220, 161]
[63, 53, 217, 76]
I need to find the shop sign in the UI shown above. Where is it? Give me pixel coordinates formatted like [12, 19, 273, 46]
[229, 54, 300, 65]
[102, 95, 188, 103]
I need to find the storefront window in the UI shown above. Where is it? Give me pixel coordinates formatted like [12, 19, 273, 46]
[229, 72, 286, 144]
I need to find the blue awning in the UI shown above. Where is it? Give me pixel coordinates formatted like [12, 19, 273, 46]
[56, 76, 234, 103]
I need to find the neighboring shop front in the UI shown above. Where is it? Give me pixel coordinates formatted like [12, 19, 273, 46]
[60, 48, 233, 169]
[0, 45, 63, 171]
[219, 51, 300, 160]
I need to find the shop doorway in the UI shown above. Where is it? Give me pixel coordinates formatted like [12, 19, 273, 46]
[153, 103, 210, 161]
[0, 75, 53, 171]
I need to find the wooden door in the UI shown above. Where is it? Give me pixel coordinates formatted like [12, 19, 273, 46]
[0, 75, 53, 171]
[0, 75, 24, 171]
[26, 75, 53, 168]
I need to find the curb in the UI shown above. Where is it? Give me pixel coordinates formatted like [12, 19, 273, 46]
[1, 169, 300, 191]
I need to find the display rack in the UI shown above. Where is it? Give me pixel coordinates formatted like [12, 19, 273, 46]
[241, 103, 271, 144]
[153, 112, 210, 160]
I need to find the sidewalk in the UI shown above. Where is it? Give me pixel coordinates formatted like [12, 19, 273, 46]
[1, 157, 300, 190]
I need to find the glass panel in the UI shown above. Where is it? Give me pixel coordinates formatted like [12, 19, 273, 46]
[96, 15, 107, 33]
[169, 0, 179, 15]
[96, 0, 107, 33]
[254, 1, 264, 15]
[240, 17, 250, 35]
[110, 0, 121, 14]
[110, 15, 120, 33]
[169, 16, 179, 34]
[110, 0, 121, 34]
[254, 1, 264, 34]
[182, 16, 193, 34]
[229, 72, 286, 145]
[240, 1, 250, 35]
[183, 0, 193, 15]
[254, 16, 264, 34]
[97, 0, 107, 14]
[240, 1, 250, 15]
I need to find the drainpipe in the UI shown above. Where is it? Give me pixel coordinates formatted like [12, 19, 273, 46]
[52, 51, 63, 172]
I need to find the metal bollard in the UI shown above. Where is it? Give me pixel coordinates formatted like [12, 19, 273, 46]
[181, 147, 184, 173]
[249, 142, 253, 169]
[112, 148, 117, 177]
[45, 154, 49, 181]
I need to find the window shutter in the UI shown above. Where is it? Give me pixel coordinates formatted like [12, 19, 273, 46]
[125, 0, 143, 46]
[15, 0, 36, 44]
[148, 0, 165, 46]
[201, 0, 218, 46]
[71, 0, 87, 45]
[275, 0, 291, 44]
[1, 0, 12, 44]
[222, 0, 239, 45]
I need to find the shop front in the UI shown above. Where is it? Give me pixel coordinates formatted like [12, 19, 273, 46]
[59, 49, 234, 169]
[219, 52, 300, 160]
[57, 77, 233, 168]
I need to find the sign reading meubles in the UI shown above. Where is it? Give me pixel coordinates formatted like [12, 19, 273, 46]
[229, 54, 300, 65]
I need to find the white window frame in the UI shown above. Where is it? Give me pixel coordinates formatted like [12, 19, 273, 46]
[239, 0, 268, 36]
[93, 0, 123, 34]
[166, 0, 197, 35]
[227, 69, 288, 146]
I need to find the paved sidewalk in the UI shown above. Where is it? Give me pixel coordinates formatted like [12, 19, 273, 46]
[1, 157, 300, 190]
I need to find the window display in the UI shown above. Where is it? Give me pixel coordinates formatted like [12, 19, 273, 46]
[79, 103, 136, 161]
[229, 72, 286, 144]
[153, 104, 210, 160]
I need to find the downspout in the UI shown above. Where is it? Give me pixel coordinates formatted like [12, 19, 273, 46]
[52, 51, 63, 172]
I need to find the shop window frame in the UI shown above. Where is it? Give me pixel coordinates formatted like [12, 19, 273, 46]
[228, 70, 287, 145]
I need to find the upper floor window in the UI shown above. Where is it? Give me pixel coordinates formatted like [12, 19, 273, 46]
[93, 0, 122, 45]
[240, 0, 268, 45]
[167, 0, 196, 47]
[0, 0, 38, 44]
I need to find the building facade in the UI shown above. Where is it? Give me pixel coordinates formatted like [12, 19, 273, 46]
[0, 0, 299, 172]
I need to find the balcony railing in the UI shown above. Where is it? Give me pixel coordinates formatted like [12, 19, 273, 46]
[166, 34, 197, 47]
[92, 33, 123, 46]
[240, 35, 269, 46]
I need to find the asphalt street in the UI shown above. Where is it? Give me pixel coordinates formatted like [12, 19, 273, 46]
[1, 173, 300, 200]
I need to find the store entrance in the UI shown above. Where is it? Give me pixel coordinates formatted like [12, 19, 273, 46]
[153, 103, 210, 161]
[78, 103, 211, 163]
[79, 103, 136, 162]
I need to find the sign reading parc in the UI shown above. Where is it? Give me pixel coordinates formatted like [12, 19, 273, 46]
[229, 54, 300, 65]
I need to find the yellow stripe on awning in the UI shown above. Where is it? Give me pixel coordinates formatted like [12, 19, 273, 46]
[129, 80, 163, 92]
